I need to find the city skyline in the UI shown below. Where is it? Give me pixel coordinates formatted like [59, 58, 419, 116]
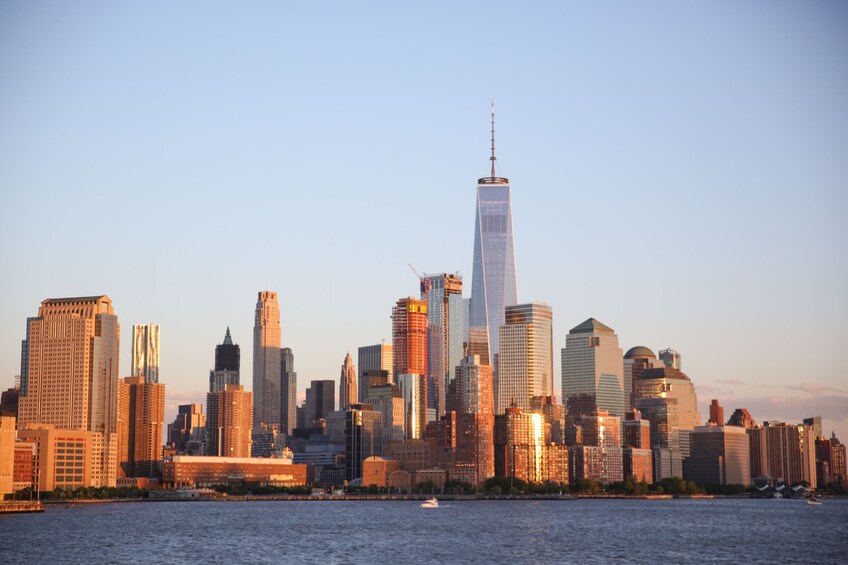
[1, 2, 846, 442]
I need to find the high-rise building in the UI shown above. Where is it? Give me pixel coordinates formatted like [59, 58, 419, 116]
[366, 383, 405, 453]
[118, 376, 165, 478]
[280, 347, 297, 435]
[210, 328, 240, 393]
[623, 346, 662, 411]
[305, 380, 335, 426]
[635, 367, 701, 459]
[131, 324, 160, 383]
[683, 425, 751, 485]
[167, 404, 205, 454]
[206, 384, 253, 458]
[253, 291, 282, 427]
[455, 354, 495, 485]
[635, 397, 682, 481]
[622, 409, 652, 449]
[497, 303, 553, 414]
[727, 408, 756, 429]
[469, 102, 518, 368]
[421, 273, 467, 418]
[803, 416, 823, 440]
[392, 297, 428, 377]
[494, 403, 568, 485]
[561, 318, 626, 418]
[754, 421, 817, 488]
[342, 403, 382, 481]
[19, 296, 121, 487]
[531, 395, 566, 446]
[339, 353, 357, 410]
[658, 348, 681, 370]
[708, 399, 724, 426]
[357, 343, 393, 406]
[398, 373, 427, 440]
[815, 433, 847, 488]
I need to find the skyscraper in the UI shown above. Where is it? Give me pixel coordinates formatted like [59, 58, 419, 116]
[358, 343, 393, 406]
[131, 324, 160, 383]
[497, 302, 553, 414]
[210, 328, 240, 393]
[253, 291, 282, 427]
[280, 347, 297, 435]
[339, 352, 357, 410]
[635, 366, 702, 459]
[658, 348, 681, 370]
[304, 380, 335, 425]
[392, 297, 428, 377]
[623, 346, 662, 411]
[561, 318, 626, 418]
[118, 376, 165, 478]
[398, 373, 427, 440]
[206, 384, 253, 458]
[19, 296, 121, 487]
[469, 102, 518, 367]
[421, 273, 467, 418]
[455, 354, 495, 485]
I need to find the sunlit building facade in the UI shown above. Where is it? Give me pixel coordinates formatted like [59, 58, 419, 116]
[421, 273, 466, 418]
[398, 374, 427, 440]
[118, 376, 165, 478]
[357, 343, 393, 405]
[455, 355, 495, 485]
[497, 303, 553, 414]
[253, 291, 282, 427]
[562, 318, 626, 418]
[683, 425, 751, 486]
[339, 353, 357, 410]
[19, 296, 120, 487]
[280, 347, 297, 435]
[131, 323, 160, 383]
[469, 104, 518, 367]
[635, 367, 701, 460]
[206, 384, 253, 458]
[210, 327, 239, 393]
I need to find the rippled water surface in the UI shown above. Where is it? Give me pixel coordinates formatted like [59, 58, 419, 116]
[1, 498, 846, 564]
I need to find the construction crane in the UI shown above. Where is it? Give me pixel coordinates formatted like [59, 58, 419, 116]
[407, 263, 430, 297]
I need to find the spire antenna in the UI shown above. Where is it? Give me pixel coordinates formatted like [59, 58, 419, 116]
[490, 99, 496, 179]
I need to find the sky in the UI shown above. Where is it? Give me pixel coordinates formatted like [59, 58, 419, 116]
[1, 1, 846, 440]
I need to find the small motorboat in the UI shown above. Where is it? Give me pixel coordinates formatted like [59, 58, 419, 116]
[806, 496, 822, 506]
[420, 497, 439, 508]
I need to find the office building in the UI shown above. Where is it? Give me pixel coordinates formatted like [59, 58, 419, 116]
[206, 384, 253, 458]
[727, 408, 756, 429]
[421, 273, 467, 418]
[118, 376, 165, 478]
[623, 346, 661, 411]
[569, 445, 624, 485]
[469, 102, 518, 366]
[683, 425, 751, 485]
[494, 403, 568, 484]
[305, 380, 335, 426]
[636, 367, 701, 459]
[531, 395, 566, 446]
[497, 303, 553, 414]
[658, 348, 681, 370]
[19, 296, 120, 487]
[455, 354, 495, 485]
[622, 448, 653, 484]
[167, 404, 205, 454]
[398, 373, 427, 440]
[339, 353, 357, 410]
[280, 347, 297, 435]
[755, 421, 817, 488]
[561, 318, 626, 418]
[253, 291, 282, 427]
[635, 397, 682, 481]
[342, 404, 382, 481]
[210, 327, 239, 393]
[17, 424, 98, 491]
[131, 324, 160, 383]
[0, 415, 14, 495]
[803, 416, 823, 440]
[708, 399, 725, 426]
[357, 343, 393, 405]
[622, 409, 652, 449]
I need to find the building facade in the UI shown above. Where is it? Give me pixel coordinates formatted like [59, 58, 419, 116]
[561, 318, 626, 418]
[339, 353, 357, 410]
[19, 296, 121, 487]
[469, 103, 518, 367]
[497, 303, 553, 414]
[455, 354, 495, 485]
[118, 376, 165, 478]
[280, 347, 297, 435]
[131, 323, 160, 383]
[357, 343, 393, 406]
[253, 291, 282, 427]
[210, 327, 239, 393]
[683, 425, 751, 485]
[206, 384, 253, 458]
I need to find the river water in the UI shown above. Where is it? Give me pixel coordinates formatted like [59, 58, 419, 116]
[1, 498, 845, 564]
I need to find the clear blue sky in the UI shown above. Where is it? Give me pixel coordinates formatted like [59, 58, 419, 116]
[2, 1, 846, 439]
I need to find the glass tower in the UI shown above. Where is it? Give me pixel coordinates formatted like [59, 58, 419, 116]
[470, 102, 518, 366]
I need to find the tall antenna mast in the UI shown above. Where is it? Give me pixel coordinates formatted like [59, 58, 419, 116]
[490, 99, 496, 179]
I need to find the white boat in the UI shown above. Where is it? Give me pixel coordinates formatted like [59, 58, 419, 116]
[420, 497, 439, 508]
[806, 496, 822, 505]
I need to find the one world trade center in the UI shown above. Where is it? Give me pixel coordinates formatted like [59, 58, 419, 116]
[469, 102, 518, 367]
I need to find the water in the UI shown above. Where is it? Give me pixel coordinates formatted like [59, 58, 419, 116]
[1, 498, 846, 564]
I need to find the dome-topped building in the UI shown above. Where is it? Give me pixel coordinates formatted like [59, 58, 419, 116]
[624, 346, 655, 359]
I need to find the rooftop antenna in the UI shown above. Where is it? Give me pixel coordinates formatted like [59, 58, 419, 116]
[490, 99, 496, 179]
